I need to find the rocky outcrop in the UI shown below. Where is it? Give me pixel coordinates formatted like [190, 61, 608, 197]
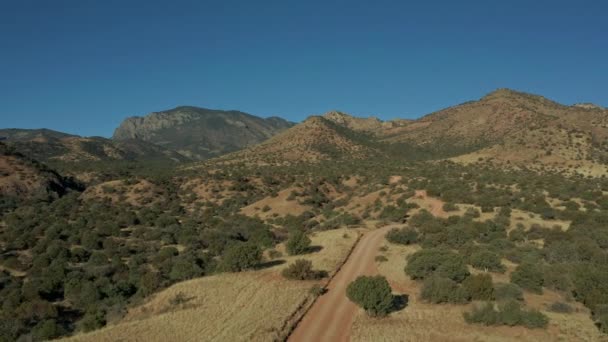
[113, 106, 294, 160]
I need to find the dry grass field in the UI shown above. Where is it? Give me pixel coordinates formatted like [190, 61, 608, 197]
[62, 228, 360, 342]
[351, 242, 605, 342]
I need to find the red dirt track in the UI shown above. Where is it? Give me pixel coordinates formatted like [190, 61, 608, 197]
[288, 225, 395, 342]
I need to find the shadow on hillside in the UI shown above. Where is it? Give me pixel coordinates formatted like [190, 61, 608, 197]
[256, 259, 286, 270]
[389, 294, 409, 314]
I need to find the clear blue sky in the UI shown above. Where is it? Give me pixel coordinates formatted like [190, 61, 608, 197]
[1, 0, 606, 137]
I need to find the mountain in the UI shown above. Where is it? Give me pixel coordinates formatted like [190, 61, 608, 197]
[112, 106, 294, 160]
[215, 116, 381, 165]
[380, 88, 608, 148]
[0, 128, 188, 164]
[0, 142, 82, 201]
[212, 89, 608, 175]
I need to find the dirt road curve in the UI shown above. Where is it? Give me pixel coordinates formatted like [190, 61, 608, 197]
[288, 225, 396, 342]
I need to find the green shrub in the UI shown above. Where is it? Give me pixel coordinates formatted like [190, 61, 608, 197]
[281, 259, 326, 280]
[385, 227, 418, 245]
[346, 275, 394, 317]
[463, 274, 494, 300]
[469, 250, 506, 273]
[511, 262, 544, 294]
[221, 243, 262, 272]
[405, 248, 469, 283]
[442, 202, 458, 212]
[375, 255, 388, 262]
[494, 283, 524, 302]
[420, 275, 470, 304]
[286, 230, 312, 255]
[464, 300, 548, 329]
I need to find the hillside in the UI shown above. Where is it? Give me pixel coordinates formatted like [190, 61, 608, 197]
[381, 89, 608, 147]
[113, 106, 294, 160]
[0, 142, 82, 202]
[214, 115, 381, 165]
[0, 129, 188, 164]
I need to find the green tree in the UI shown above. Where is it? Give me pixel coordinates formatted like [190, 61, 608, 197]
[281, 259, 326, 280]
[286, 230, 312, 255]
[385, 228, 418, 245]
[420, 275, 470, 304]
[463, 274, 494, 300]
[469, 250, 505, 273]
[221, 243, 262, 272]
[405, 248, 469, 282]
[511, 262, 544, 294]
[346, 276, 394, 317]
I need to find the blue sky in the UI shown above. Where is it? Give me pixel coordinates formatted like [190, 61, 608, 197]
[1, 0, 606, 137]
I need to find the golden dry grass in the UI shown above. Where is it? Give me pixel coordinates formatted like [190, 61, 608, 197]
[62, 228, 360, 342]
[352, 242, 605, 342]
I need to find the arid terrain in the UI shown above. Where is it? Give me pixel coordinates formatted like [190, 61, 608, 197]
[2, 89, 608, 341]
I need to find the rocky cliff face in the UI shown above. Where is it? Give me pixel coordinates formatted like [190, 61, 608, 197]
[113, 106, 294, 160]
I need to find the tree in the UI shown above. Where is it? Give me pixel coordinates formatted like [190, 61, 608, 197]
[281, 259, 326, 280]
[385, 228, 418, 245]
[463, 274, 494, 300]
[405, 248, 469, 282]
[169, 257, 203, 281]
[469, 250, 505, 273]
[221, 243, 262, 272]
[420, 275, 469, 304]
[286, 230, 312, 255]
[32, 319, 62, 341]
[494, 283, 524, 302]
[511, 262, 544, 294]
[346, 276, 394, 317]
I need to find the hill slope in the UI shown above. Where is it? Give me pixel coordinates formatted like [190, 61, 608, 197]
[0, 128, 188, 164]
[113, 106, 294, 160]
[214, 116, 381, 165]
[0, 142, 82, 201]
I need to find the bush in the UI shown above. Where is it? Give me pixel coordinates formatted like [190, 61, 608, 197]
[463, 274, 494, 300]
[511, 262, 544, 294]
[469, 250, 506, 273]
[442, 202, 458, 212]
[494, 283, 524, 302]
[464, 300, 549, 329]
[281, 259, 326, 280]
[346, 275, 394, 317]
[420, 275, 470, 304]
[221, 243, 262, 272]
[385, 228, 418, 245]
[405, 248, 469, 283]
[375, 255, 388, 262]
[286, 230, 312, 255]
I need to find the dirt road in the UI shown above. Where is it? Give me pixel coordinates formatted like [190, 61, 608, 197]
[288, 225, 396, 342]
[414, 189, 447, 217]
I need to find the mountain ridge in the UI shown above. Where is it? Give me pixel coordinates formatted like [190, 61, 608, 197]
[112, 106, 294, 160]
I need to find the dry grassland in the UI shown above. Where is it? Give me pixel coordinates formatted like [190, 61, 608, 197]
[63, 228, 360, 342]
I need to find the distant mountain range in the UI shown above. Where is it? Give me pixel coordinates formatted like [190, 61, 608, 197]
[2, 89, 608, 176]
